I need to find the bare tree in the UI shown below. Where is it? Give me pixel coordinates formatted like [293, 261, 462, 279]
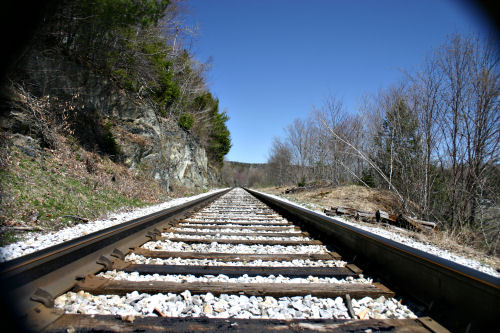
[315, 96, 407, 204]
[406, 57, 443, 219]
[435, 34, 499, 229]
[266, 137, 292, 186]
[285, 118, 314, 183]
[266, 33, 499, 254]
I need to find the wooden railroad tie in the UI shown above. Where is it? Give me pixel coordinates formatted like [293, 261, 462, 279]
[173, 225, 301, 231]
[111, 259, 360, 278]
[178, 221, 291, 226]
[75, 275, 395, 299]
[44, 315, 449, 332]
[165, 230, 309, 237]
[185, 216, 282, 220]
[323, 207, 436, 231]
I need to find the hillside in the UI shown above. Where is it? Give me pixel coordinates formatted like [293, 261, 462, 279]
[0, 1, 230, 245]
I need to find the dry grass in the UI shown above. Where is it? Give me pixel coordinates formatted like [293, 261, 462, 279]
[257, 185, 500, 271]
[261, 185, 402, 213]
[0, 132, 204, 245]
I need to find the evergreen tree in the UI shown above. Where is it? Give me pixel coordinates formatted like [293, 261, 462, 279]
[374, 97, 423, 206]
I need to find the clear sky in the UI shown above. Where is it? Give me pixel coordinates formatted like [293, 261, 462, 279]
[184, 0, 496, 163]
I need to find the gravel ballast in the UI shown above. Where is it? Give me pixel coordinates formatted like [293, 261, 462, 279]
[54, 290, 417, 320]
[142, 240, 328, 254]
[125, 253, 346, 267]
[97, 270, 372, 284]
[0, 189, 227, 262]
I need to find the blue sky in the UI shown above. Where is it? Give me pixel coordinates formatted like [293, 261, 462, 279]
[184, 0, 495, 163]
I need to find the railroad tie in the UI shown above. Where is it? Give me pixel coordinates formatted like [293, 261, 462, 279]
[75, 275, 395, 299]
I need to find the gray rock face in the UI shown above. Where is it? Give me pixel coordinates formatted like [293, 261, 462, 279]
[2, 53, 219, 190]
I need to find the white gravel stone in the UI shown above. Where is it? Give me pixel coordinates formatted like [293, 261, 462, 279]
[97, 270, 372, 284]
[57, 290, 421, 320]
[254, 190, 500, 278]
[125, 253, 346, 267]
[0, 189, 228, 263]
[142, 240, 328, 254]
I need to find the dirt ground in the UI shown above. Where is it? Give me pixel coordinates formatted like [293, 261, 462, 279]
[261, 185, 402, 214]
[257, 185, 500, 272]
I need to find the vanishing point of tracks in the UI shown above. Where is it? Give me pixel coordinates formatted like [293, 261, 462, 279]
[1, 188, 498, 332]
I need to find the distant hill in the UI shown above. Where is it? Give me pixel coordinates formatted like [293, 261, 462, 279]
[221, 161, 268, 187]
[225, 161, 267, 169]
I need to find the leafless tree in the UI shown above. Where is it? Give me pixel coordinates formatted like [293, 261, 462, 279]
[434, 34, 499, 230]
[266, 137, 292, 186]
[406, 57, 444, 219]
[285, 118, 314, 183]
[267, 33, 499, 254]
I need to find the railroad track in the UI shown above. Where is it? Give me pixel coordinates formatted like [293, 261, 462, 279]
[0, 188, 497, 332]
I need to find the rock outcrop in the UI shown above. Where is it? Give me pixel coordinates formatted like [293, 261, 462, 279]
[0, 53, 219, 190]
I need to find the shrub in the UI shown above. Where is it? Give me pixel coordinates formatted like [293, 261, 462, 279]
[359, 169, 375, 187]
[100, 123, 121, 160]
[178, 113, 194, 130]
[298, 177, 306, 187]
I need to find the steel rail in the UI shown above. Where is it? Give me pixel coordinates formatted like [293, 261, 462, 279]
[0, 188, 230, 332]
[245, 188, 500, 333]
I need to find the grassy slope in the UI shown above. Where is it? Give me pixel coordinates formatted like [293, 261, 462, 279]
[0, 137, 177, 245]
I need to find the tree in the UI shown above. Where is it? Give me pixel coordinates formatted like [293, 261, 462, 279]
[435, 34, 499, 229]
[267, 138, 292, 186]
[312, 98, 372, 187]
[207, 108, 231, 166]
[407, 56, 443, 219]
[285, 118, 313, 183]
[373, 93, 423, 209]
[267, 33, 499, 253]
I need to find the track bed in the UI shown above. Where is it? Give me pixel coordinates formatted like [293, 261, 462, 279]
[0, 188, 460, 332]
